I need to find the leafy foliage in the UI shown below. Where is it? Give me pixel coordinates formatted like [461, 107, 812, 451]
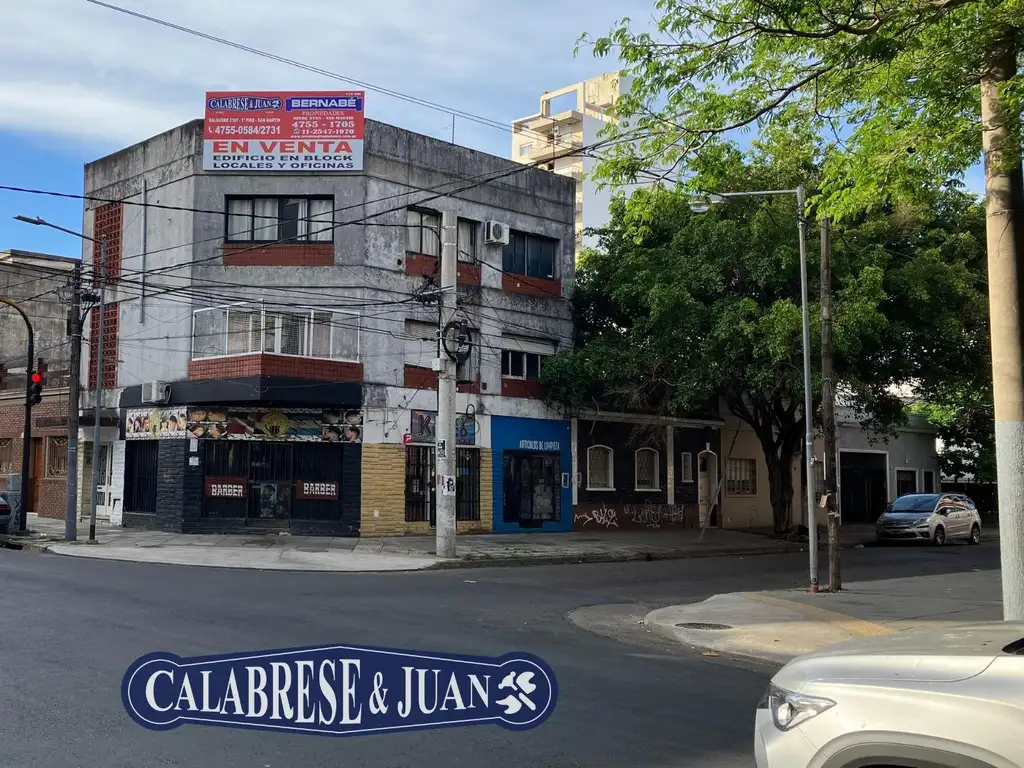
[542, 145, 987, 530]
[579, 0, 1024, 219]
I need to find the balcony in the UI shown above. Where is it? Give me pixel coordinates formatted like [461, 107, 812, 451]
[189, 302, 363, 383]
[517, 135, 583, 160]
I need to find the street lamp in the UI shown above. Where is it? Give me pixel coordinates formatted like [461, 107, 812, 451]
[689, 185, 819, 593]
[14, 215, 107, 544]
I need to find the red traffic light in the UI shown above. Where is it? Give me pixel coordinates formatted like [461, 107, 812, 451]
[30, 372, 43, 384]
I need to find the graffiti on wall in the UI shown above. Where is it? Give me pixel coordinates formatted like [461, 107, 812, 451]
[573, 501, 698, 530]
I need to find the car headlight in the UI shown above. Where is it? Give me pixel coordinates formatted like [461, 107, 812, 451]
[757, 683, 835, 731]
[913, 520, 931, 528]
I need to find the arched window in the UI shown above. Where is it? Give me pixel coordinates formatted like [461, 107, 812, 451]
[586, 445, 614, 491]
[635, 447, 660, 491]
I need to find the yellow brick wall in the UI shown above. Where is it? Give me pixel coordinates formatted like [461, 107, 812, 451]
[360, 445, 493, 536]
[360, 443, 407, 536]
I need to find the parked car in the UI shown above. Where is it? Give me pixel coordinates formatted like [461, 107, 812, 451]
[0, 491, 10, 534]
[754, 622, 1024, 768]
[875, 492, 982, 546]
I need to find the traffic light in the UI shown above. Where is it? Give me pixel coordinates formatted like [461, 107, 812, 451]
[28, 371, 43, 406]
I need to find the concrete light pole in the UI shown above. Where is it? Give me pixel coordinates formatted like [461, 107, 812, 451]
[14, 215, 106, 543]
[691, 186, 819, 592]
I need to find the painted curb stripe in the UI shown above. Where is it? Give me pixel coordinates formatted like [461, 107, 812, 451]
[742, 592, 895, 637]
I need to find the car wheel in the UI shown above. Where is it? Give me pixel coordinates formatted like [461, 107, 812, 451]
[933, 526, 946, 546]
[969, 524, 981, 545]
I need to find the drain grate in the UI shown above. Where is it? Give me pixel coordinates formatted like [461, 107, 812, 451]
[676, 622, 732, 630]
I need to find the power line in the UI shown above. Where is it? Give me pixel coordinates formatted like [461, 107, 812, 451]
[84, 0, 585, 153]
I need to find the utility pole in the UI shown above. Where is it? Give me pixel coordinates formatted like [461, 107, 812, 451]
[63, 261, 83, 541]
[820, 217, 841, 591]
[88, 236, 108, 543]
[795, 186, 819, 593]
[980, 46, 1024, 621]
[0, 298, 35, 533]
[434, 211, 459, 559]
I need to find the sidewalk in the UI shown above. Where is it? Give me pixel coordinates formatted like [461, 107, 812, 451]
[644, 568, 1004, 665]
[0, 514, 871, 572]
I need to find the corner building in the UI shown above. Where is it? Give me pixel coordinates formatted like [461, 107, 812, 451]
[84, 118, 575, 536]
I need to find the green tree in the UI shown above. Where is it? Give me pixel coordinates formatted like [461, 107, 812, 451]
[543, 145, 987, 532]
[577, 0, 1021, 544]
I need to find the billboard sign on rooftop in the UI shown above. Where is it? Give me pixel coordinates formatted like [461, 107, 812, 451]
[202, 90, 365, 172]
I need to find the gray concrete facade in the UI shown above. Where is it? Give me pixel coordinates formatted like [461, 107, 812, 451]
[82, 119, 576, 404]
[0, 250, 76, 384]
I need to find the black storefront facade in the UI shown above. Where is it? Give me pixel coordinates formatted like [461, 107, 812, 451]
[119, 376, 362, 536]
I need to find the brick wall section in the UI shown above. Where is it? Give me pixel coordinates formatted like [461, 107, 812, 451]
[153, 440, 187, 533]
[0, 393, 71, 518]
[93, 202, 123, 281]
[501, 273, 561, 299]
[222, 243, 334, 267]
[404, 252, 481, 286]
[188, 354, 363, 382]
[359, 444, 493, 536]
[404, 365, 438, 390]
[88, 302, 119, 389]
[404, 366, 481, 394]
[501, 377, 544, 399]
[360, 443, 406, 536]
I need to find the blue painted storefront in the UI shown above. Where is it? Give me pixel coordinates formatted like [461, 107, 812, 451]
[491, 416, 573, 533]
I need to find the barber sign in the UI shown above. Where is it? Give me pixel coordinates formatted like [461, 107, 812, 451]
[296, 481, 339, 500]
[204, 477, 247, 498]
[122, 643, 557, 739]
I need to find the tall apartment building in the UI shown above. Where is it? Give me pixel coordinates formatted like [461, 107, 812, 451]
[511, 72, 633, 259]
[79, 117, 578, 536]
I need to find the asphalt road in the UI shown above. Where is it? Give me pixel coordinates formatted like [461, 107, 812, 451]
[0, 540, 1000, 768]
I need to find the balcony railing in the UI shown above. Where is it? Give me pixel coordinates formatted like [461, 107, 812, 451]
[191, 301, 360, 362]
[520, 136, 583, 159]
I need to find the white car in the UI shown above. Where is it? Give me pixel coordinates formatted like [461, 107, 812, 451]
[754, 622, 1024, 768]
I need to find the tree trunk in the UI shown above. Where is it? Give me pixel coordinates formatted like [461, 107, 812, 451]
[981, 35, 1024, 621]
[765, 449, 795, 534]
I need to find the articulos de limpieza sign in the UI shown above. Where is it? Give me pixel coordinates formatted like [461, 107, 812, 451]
[122, 643, 557, 738]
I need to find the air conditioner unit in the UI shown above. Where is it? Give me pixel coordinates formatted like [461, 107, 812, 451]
[484, 221, 510, 245]
[141, 381, 171, 404]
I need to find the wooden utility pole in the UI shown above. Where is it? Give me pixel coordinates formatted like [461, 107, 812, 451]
[820, 217, 841, 591]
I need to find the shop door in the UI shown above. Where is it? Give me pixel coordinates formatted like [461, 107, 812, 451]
[248, 443, 292, 522]
[30, 438, 44, 517]
[502, 452, 560, 529]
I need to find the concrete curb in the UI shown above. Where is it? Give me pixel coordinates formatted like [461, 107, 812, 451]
[7, 535, 880, 571]
[642, 614, 791, 667]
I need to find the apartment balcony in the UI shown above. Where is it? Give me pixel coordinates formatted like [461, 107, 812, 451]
[516, 135, 583, 161]
[188, 301, 363, 384]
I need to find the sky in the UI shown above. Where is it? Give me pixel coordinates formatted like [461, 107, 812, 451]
[0, 0, 654, 257]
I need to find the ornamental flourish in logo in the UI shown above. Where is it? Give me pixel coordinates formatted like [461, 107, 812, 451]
[121, 643, 557, 739]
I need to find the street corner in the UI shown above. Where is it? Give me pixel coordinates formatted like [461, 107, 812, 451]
[642, 592, 874, 665]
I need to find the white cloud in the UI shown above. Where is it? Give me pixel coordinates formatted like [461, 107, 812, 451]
[0, 0, 650, 157]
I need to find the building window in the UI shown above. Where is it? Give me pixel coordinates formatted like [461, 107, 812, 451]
[519, 142, 534, 156]
[0, 438, 12, 474]
[635, 448, 659, 491]
[680, 451, 694, 483]
[897, 469, 917, 497]
[407, 209, 441, 257]
[46, 437, 68, 478]
[405, 446, 480, 522]
[922, 470, 935, 494]
[502, 231, 557, 280]
[501, 350, 547, 380]
[226, 196, 333, 243]
[457, 219, 477, 263]
[587, 445, 614, 491]
[193, 304, 358, 361]
[726, 458, 757, 496]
